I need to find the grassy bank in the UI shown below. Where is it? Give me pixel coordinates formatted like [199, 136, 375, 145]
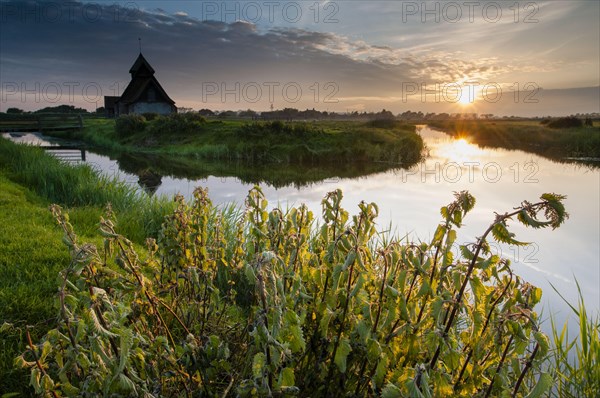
[48, 116, 425, 166]
[427, 120, 600, 162]
[0, 174, 70, 392]
[0, 137, 175, 242]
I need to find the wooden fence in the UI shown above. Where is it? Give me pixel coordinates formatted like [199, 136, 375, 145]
[0, 113, 84, 132]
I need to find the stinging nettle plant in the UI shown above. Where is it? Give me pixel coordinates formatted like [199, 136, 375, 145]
[17, 187, 567, 397]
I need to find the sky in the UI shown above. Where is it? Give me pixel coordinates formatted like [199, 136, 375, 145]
[0, 0, 599, 116]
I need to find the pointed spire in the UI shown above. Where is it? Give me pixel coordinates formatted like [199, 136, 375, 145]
[138, 37, 142, 54]
[129, 53, 155, 76]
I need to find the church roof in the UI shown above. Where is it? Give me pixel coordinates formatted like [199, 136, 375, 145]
[129, 53, 155, 75]
[117, 53, 175, 105]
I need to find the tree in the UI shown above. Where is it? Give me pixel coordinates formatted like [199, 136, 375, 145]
[239, 109, 258, 118]
[198, 109, 215, 116]
[6, 107, 24, 114]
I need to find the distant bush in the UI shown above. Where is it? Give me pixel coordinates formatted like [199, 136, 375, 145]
[238, 121, 323, 137]
[181, 112, 207, 123]
[547, 117, 583, 129]
[142, 112, 159, 121]
[115, 114, 147, 137]
[366, 119, 405, 129]
[147, 113, 206, 136]
[539, 119, 551, 125]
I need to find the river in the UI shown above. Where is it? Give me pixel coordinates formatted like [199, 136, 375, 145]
[5, 126, 599, 334]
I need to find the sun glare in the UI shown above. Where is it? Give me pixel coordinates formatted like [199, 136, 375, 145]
[458, 90, 474, 106]
[437, 137, 485, 163]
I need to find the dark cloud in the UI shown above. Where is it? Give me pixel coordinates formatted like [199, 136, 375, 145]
[0, 0, 596, 115]
[0, 0, 450, 110]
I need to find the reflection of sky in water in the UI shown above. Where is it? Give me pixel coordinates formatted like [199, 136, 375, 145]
[4, 130, 599, 334]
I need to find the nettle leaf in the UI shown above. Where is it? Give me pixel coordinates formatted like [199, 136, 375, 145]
[367, 339, 382, 363]
[491, 222, 529, 246]
[432, 225, 447, 245]
[252, 352, 266, 379]
[416, 279, 432, 298]
[278, 367, 295, 388]
[384, 285, 400, 298]
[540, 193, 568, 229]
[524, 372, 552, 398]
[381, 383, 402, 398]
[355, 320, 370, 342]
[533, 332, 550, 357]
[115, 373, 137, 394]
[399, 296, 409, 321]
[457, 190, 476, 213]
[116, 328, 133, 376]
[517, 209, 551, 229]
[319, 309, 335, 336]
[334, 337, 352, 373]
[373, 354, 389, 388]
[476, 254, 500, 270]
[469, 275, 487, 303]
[87, 308, 117, 338]
[440, 206, 449, 221]
[286, 323, 306, 353]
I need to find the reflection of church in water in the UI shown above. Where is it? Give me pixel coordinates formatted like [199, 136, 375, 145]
[137, 169, 162, 196]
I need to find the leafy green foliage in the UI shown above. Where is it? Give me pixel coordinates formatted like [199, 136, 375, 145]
[146, 113, 207, 136]
[19, 188, 568, 396]
[115, 114, 147, 138]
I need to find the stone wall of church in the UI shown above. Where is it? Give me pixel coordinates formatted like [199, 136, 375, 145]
[130, 102, 174, 115]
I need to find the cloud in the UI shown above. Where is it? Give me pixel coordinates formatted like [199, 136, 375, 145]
[0, 0, 597, 115]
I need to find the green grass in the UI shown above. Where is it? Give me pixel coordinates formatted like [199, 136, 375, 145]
[0, 174, 69, 394]
[549, 281, 600, 397]
[427, 119, 600, 163]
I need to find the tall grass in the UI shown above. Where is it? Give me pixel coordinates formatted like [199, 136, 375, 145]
[549, 280, 600, 397]
[0, 137, 174, 242]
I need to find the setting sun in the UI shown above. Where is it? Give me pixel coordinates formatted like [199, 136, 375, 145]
[458, 86, 477, 106]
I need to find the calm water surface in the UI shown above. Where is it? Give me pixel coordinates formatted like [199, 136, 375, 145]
[6, 127, 599, 332]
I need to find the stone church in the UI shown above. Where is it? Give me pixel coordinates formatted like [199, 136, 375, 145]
[104, 53, 176, 117]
